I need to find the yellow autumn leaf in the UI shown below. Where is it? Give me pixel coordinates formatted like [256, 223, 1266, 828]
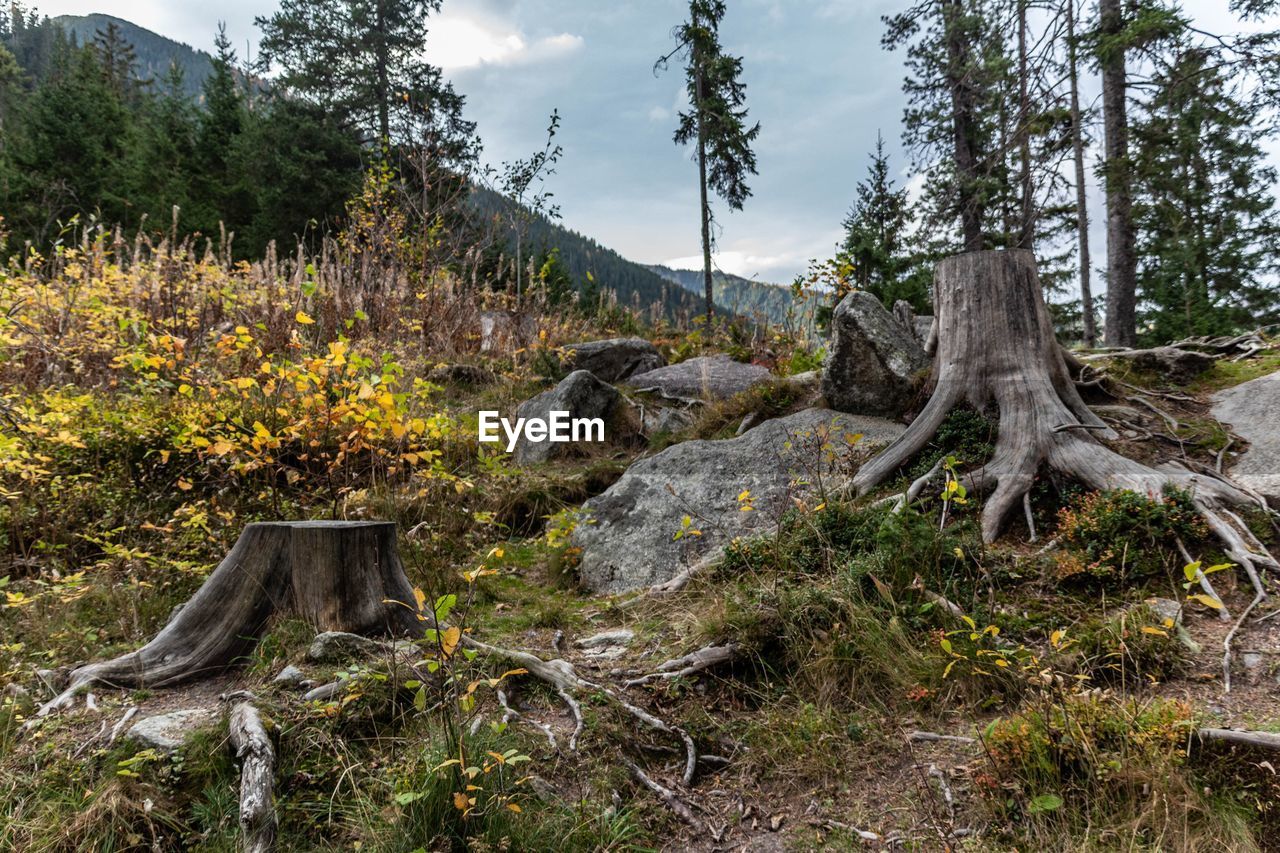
[440, 626, 461, 656]
[295, 310, 315, 325]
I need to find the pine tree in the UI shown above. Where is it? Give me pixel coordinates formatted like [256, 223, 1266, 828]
[1132, 46, 1280, 341]
[255, 0, 473, 156]
[192, 25, 249, 234]
[14, 44, 130, 239]
[92, 20, 146, 102]
[841, 133, 930, 312]
[659, 0, 761, 321]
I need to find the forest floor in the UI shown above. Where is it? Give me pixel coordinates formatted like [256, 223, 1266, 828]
[3, 252, 1280, 851]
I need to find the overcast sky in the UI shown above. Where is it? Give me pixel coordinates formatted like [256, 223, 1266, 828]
[35, 0, 1266, 289]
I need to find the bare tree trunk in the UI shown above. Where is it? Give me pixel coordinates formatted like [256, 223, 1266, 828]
[697, 74, 715, 321]
[853, 250, 1256, 544]
[1016, 0, 1034, 249]
[38, 521, 421, 714]
[943, 0, 985, 251]
[1067, 0, 1096, 347]
[1099, 0, 1137, 347]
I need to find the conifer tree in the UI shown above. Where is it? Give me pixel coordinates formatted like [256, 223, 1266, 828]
[659, 0, 761, 321]
[255, 0, 473, 156]
[841, 133, 930, 312]
[1132, 46, 1280, 341]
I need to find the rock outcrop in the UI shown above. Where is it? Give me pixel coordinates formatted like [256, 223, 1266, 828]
[572, 408, 905, 593]
[626, 355, 771, 401]
[1212, 369, 1280, 505]
[561, 338, 665, 382]
[512, 370, 622, 466]
[821, 291, 928, 418]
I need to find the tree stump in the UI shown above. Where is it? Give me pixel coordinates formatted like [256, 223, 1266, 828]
[39, 521, 422, 713]
[853, 250, 1260, 542]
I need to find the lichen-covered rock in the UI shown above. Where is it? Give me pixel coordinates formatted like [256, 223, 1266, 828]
[821, 291, 928, 418]
[626, 355, 771, 401]
[128, 708, 219, 751]
[561, 338, 664, 382]
[307, 631, 384, 663]
[512, 370, 622, 466]
[1212, 369, 1280, 505]
[1124, 346, 1215, 383]
[572, 408, 904, 593]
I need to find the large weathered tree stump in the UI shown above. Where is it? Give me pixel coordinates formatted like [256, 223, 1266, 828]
[39, 521, 421, 714]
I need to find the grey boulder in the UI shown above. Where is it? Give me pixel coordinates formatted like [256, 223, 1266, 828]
[627, 355, 771, 401]
[1212, 369, 1280, 505]
[821, 291, 928, 418]
[561, 338, 664, 382]
[1121, 346, 1215, 383]
[572, 408, 905, 594]
[512, 370, 622, 466]
[307, 631, 385, 663]
[128, 708, 219, 751]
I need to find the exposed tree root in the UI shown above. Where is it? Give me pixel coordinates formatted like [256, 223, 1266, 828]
[623, 643, 740, 688]
[32, 521, 421, 719]
[623, 758, 703, 828]
[852, 251, 1279, 693]
[227, 697, 277, 853]
[462, 636, 699, 784]
[498, 687, 558, 751]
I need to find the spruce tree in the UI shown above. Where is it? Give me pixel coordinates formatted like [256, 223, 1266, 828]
[255, 0, 473, 156]
[659, 0, 761, 321]
[1132, 46, 1280, 341]
[841, 133, 930, 312]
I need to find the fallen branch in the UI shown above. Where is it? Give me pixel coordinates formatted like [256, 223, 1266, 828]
[908, 730, 976, 745]
[228, 699, 276, 853]
[1196, 728, 1280, 752]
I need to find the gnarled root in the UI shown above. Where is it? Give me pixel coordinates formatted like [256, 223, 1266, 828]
[851, 250, 1277, 692]
[463, 636, 700, 785]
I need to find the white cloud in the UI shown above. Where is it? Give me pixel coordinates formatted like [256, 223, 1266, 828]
[647, 105, 670, 122]
[661, 250, 806, 282]
[428, 15, 583, 71]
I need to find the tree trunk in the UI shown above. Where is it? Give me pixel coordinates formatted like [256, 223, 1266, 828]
[853, 250, 1255, 543]
[943, 0, 984, 251]
[1066, 0, 1096, 347]
[39, 521, 421, 713]
[1099, 0, 1137, 347]
[1016, 0, 1034, 249]
[696, 72, 715, 321]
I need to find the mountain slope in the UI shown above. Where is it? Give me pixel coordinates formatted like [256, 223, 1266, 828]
[469, 186, 730, 322]
[648, 264, 820, 333]
[51, 14, 216, 99]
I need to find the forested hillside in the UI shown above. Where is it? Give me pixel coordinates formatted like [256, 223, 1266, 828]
[52, 14, 216, 98]
[648, 263, 820, 335]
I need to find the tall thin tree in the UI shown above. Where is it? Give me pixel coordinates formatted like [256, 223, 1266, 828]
[658, 0, 760, 320]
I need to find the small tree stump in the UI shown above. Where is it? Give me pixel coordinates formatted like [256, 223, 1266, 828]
[38, 521, 421, 713]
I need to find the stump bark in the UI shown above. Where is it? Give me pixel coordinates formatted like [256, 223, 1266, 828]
[853, 250, 1260, 543]
[40, 521, 421, 712]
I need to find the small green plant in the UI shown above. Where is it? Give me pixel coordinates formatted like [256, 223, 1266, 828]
[1055, 488, 1207, 586]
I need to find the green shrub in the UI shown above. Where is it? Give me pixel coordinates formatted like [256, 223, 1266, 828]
[1055, 488, 1207, 586]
